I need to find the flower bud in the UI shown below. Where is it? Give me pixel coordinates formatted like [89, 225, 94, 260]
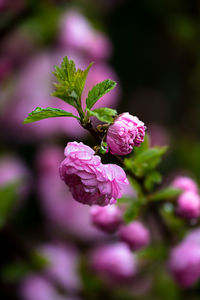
[106, 113, 145, 155]
[91, 243, 137, 282]
[172, 176, 198, 193]
[168, 241, 200, 287]
[177, 190, 200, 219]
[60, 142, 128, 206]
[90, 205, 123, 233]
[119, 221, 150, 251]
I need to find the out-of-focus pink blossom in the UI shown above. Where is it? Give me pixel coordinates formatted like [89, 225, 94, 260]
[176, 191, 200, 219]
[0, 154, 30, 201]
[39, 244, 81, 291]
[106, 113, 146, 155]
[20, 275, 81, 300]
[185, 228, 200, 245]
[59, 10, 112, 60]
[172, 176, 199, 194]
[168, 241, 200, 287]
[60, 142, 128, 206]
[90, 205, 123, 233]
[119, 221, 150, 251]
[91, 243, 137, 282]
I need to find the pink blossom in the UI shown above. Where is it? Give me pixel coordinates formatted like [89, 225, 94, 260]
[119, 221, 150, 251]
[37, 146, 133, 241]
[39, 244, 81, 291]
[90, 205, 123, 233]
[106, 113, 146, 155]
[59, 10, 112, 60]
[37, 146, 106, 241]
[0, 154, 30, 202]
[172, 176, 198, 194]
[60, 142, 128, 206]
[168, 241, 200, 287]
[176, 190, 200, 219]
[20, 275, 81, 300]
[91, 243, 137, 282]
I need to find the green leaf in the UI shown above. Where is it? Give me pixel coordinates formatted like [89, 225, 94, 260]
[0, 181, 19, 228]
[125, 146, 167, 177]
[24, 107, 79, 124]
[123, 198, 141, 223]
[86, 79, 117, 109]
[52, 56, 93, 108]
[133, 133, 150, 156]
[144, 171, 162, 191]
[87, 107, 117, 123]
[149, 187, 182, 202]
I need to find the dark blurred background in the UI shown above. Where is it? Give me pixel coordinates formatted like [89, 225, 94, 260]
[0, 0, 200, 299]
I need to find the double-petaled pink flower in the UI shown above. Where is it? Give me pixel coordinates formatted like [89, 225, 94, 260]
[59, 142, 128, 206]
[106, 113, 146, 155]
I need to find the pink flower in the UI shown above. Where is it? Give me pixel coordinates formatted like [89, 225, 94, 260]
[176, 191, 200, 219]
[168, 241, 200, 287]
[91, 243, 137, 282]
[119, 221, 150, 251]
[39, 244, 81, 291]
[90, 205, 123, 233]
[172, 176, 198, 194]
[0, 154, 30, 202]
[59, 10, 112, 60]
[60, 142, 128, 206]
[106, 113, 146, 155]
[20, 275, 81, 300]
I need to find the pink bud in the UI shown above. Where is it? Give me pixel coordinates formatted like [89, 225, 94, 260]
[90, 205, 123, 233]
[106, 113, 146, 155]
[119, 221, 150, 251]
[172, 176, 198, 193]
[91, 243, 137, 282]
[177, 191, 200, 219]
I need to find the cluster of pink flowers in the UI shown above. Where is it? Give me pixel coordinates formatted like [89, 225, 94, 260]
[172, 176, 200, 219]
[60, 142, 129, 206]
[106, 113, 146, 155]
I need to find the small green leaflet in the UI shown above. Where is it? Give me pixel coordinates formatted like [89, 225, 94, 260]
[24, 107, 79, 124]
[125, 146, 167, 177]
[86, 79, 117, 109]
[149, 187, 182, 202]
[87, 107, 117, 123]
[52, 56, 93, 107]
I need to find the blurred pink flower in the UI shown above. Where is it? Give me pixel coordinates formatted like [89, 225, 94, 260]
[20, 275, 81, 300]
[176, 191, 200, 219]
[59, 10, 112, 60]
[91, 243, 137, 282]
[119, 221, 150, 251]
[39, 243, 81, 291]
[169, 241, 200, 287]
[90, 205, 123, 233]
[172, 176, 199, 194]
[0, 154, 30, 201]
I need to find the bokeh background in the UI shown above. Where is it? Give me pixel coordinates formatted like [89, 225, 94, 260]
[0, 0, 200, 299]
